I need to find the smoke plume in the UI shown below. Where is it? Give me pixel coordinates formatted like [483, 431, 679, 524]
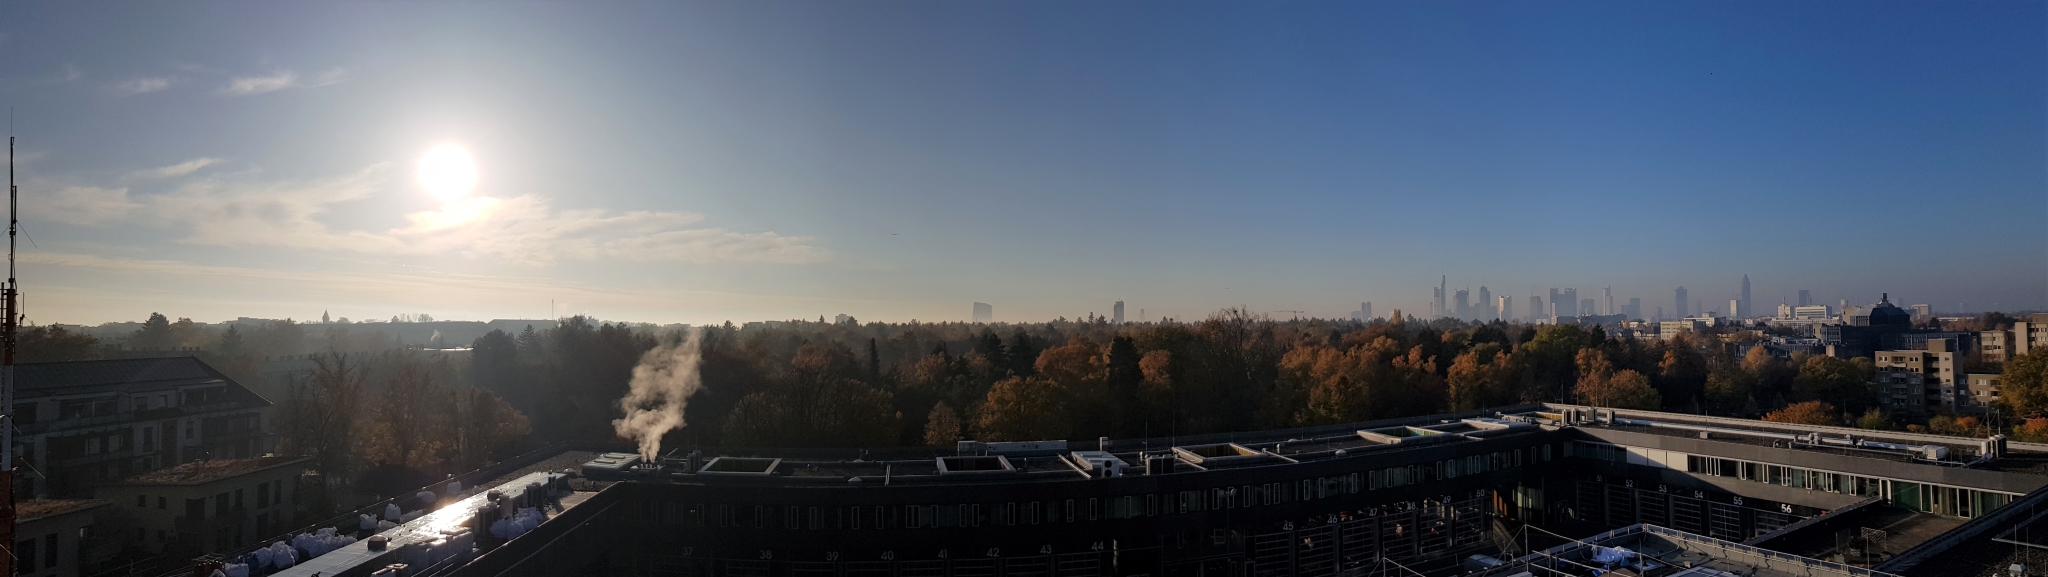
[612, 329, 705, 461]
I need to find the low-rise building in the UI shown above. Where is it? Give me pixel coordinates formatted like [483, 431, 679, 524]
[13, 357, 275, 499]
[91, 456, 309, 556]
[1659, 320, 1704, 340]
[1875, 338, 1959, 413]
[1982, 313, 2048, 363]
[17, 499, 109, 577]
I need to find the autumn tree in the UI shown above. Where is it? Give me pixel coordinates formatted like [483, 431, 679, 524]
[1290, 339, 1444, 425]
[367, 357, 457, 469]
[454, 387, 531, 468]
[1574, 349, 1661, 410]
[976, 377, 1070, 440]
[1763, 401, 1838, 426]
[923, 401, 963, 446]
[1446, 344, 1514, 411]
[1793, 356, 1876, 408]
[723, 343, 900, 447]
[2003, 348, 2048, 416]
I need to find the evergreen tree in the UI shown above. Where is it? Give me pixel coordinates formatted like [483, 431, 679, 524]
[1007, 329, 1038, 376]
[1106, 336, 1144, 435]
[975, 330, 1008, 372]
[133, 312, 174, 350]
[867, 338, 883, 384]
[218, 325, 246, 357]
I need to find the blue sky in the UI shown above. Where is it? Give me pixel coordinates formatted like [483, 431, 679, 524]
[0, 1, 2041, 325]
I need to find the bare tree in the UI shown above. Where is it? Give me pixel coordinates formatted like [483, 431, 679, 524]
[280, 353, 366, 494]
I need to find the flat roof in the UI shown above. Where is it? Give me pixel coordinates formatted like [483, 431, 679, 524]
[18, 499, 109, 523]
[110, 456, 309, 485]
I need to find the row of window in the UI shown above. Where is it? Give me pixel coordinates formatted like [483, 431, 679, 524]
[1569, 440, 2015, 518]
[646, 445, 1551, 531]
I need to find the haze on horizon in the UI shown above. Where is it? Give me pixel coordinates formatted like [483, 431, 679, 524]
[0, 1, 2041, 327]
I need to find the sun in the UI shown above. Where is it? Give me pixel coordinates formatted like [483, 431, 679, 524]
[417, 144, 478, 201]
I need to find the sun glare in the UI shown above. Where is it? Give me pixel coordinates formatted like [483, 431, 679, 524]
[418, 144, 478, 201]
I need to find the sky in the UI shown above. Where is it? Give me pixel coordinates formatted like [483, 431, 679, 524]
[0, 1, 2042, 326]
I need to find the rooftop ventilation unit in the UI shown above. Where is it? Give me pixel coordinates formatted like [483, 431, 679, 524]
[1069, 451, 1130, 477]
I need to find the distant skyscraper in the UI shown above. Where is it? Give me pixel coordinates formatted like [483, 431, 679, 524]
[1560, 288, 1579, 318]
[1796, 290, 1812, 307]
[1477, 286, 1491, 320]
[1497, 296, 1511, 321]
[1740, 275, 1752, 321]
[1113, 301, 1125, 324]
[1547, 289, 1560, 318]
[1454, 289, 1470, 319]
[1626, 298, 1641, 319]
[972, 302, 993, 323]
[1529, 296, 1543, 322]
[1579, 299, 1594, 318]
[1603, 287, 1613, 316]
[1361, 302, 1372, 320]
[1675, 287, 1688, 320]
[1729, 299, 1741, 319]
[322, 310, 330, 324]
[1433, 276, 1448, 319]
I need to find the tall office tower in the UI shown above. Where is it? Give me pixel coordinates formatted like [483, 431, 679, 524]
[1560, 288, 1579, 318]
[1478, 286, 1491, 319]
[1498, 296, 1511, 321]
[1529, 296, 1543, 322]
[1454, 289, 1471, 319]
[1113, 301, 1125, 324]
[1580, 299, 1595, 317]
[972, 302, 993, 323]
[1627, 298, 1642, 319]
[1548, 289, 1561, 317]
[1675, 287, 1688, 319]
[1797, 289, 1813, 307]
[1740, 275, 1752, 320]
[1362, 302, 1372, 320]
[1433, 276, 1447, 319]
[1603, 287, 1614, 316]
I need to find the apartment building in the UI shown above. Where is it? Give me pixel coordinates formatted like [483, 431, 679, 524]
[92, 456, 309, 556]
[14, 357, 276, 498]
[1875, 338, 1959, 413]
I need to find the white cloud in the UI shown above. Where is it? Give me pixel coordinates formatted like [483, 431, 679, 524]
[222, 71, 299, 95]
[114, 77, 172, 95]
[40, 186, 141, 224]
[128, 158, 220, 180]
[394, 195, 828, 265]
[59, 161, 828, 266]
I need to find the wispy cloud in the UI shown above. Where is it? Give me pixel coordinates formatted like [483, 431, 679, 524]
[310, 67, 347, 87]
[222, 71, 299, 95]
[39, 186, 141, 225]
[128, 158, 220, 180]
[114, 77, 172, 95]
[51, 161, 829, 266]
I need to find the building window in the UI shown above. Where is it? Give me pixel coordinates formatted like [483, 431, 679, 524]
[16, 539, 33, 572]
[138, 495, 148, 508]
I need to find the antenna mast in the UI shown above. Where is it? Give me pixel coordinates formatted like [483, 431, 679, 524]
[2, 134, 17, 577]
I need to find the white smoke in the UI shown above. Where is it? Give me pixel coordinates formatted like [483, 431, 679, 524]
[612, 329, 705, 461]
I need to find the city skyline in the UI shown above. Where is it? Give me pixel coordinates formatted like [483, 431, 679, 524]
[0, 1, 2040, 326]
